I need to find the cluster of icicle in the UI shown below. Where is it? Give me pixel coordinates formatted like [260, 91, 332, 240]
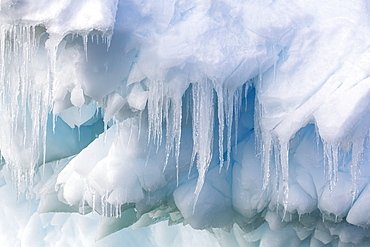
[0, 22, 291, 219]
[0, 23, 248, 204]
[1, 21, 369, 217]
[0, 25, 50, 193]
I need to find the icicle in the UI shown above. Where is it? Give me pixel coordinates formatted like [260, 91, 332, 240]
[279, 140, 289, 213]
[105, 34, 112, 52]
[351, 134, 366, 202]
[163, 96, 183, 186]
[262, 133, 272, 191]
[225, 88, 234, 170]
[192, 79, 214, 211]
[215, 84, 242, 171]
[188, 92, 198, 178]
[323, 142, 339, 192]
[215, 85, 225, 171]
[83, 34, 88, 61]
[52, 113, 57, 134]
[254, 91, 274, 191]
[147, 79, 164, 148]
[164, 97, 171, 168]
[233, 86, 242, 156]
[174, 100, 182, 186]
[274, 140, 281, 208]
[244, 83, 249, 111]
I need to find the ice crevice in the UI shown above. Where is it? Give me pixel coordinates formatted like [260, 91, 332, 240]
[0, 0, 370, 246]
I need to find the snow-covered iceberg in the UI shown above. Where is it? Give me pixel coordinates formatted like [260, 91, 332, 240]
[0, 0, 369, 246]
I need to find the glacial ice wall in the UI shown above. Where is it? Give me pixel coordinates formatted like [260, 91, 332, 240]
[0, 0, 370, 246]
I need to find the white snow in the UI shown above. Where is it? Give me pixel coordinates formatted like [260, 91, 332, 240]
[0, 0, 369, 246]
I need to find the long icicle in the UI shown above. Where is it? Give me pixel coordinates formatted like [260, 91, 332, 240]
[193, 79, 214, 212]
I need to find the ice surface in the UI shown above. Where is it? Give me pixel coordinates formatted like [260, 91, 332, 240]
[0, 0, 369, 246]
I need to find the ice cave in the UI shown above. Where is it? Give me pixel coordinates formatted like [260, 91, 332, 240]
[0, 0, 369, 246]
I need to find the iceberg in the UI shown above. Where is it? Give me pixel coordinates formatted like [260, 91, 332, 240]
[0, 0, 369, 246]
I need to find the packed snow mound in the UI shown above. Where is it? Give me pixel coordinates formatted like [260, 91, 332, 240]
[0, 0, 369, 246]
